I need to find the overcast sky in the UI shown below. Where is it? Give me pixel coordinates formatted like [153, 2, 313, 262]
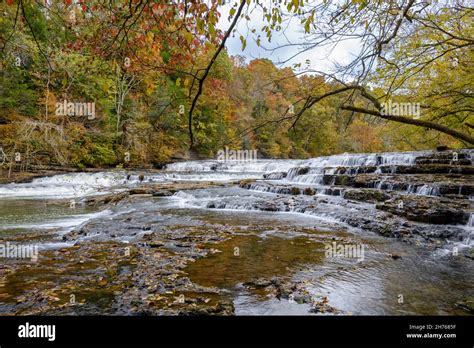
[216, 0, 361, 74]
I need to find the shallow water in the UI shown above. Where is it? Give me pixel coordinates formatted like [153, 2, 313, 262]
[0, 150, 472, 315]
[183, 210, 473, 315]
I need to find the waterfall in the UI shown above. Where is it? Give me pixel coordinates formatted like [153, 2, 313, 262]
[165, 159, 301, 173]
[468, 213, 474, 228]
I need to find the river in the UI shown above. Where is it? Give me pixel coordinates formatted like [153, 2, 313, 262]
[0, 150, 472, 315]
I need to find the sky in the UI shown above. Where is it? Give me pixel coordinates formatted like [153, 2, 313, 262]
[216, 0, 361, 74]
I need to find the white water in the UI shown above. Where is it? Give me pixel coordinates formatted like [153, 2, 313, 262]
[162, 150, 474, 243]
[165, 151, 425, 173]
[284, 151, 432, 184]
[2, 149, 471, 200]
[0, 172, 132, 199]
[165, 159, 302, 173]
[164, 151, 429, 186]
[1, 150, 472, 232]
[0, 210, 112, 232]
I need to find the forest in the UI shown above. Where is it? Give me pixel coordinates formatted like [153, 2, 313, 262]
[1, 0, 472, 170]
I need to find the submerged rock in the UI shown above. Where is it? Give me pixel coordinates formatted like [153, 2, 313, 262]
[309, 297, 338, 314]
[455, 299, 474, 314]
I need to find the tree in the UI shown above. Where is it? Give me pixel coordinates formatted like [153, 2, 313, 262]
[251, 0, 474, 145]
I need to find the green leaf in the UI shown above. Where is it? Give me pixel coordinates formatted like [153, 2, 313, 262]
[304, 18, 311, 33]
[184, 32, 193, 44]
[240, 35, 247, 50]
[197, 19, 204, 34]
[209, 23, 216, 37]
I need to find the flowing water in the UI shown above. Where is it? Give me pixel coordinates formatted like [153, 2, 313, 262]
[0, 150, 473, 315]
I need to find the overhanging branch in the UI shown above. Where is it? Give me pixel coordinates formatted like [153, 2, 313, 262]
[342, 106, 474, 145]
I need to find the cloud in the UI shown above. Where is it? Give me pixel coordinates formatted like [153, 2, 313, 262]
[217, 1, 361, 74]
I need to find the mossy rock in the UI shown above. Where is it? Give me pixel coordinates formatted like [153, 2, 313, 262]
[334, 175, 351, 186]
[290, 187, 301, 195]
[343, 189, 389, 202]
[239, 179, 256, 188]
